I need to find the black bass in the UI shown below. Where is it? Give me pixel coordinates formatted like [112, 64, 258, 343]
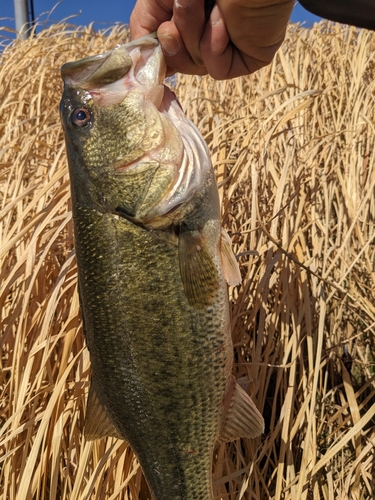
[60, 34, 264, 500]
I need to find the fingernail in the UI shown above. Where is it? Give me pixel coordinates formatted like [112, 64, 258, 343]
[211, 5, 222, 25]
[159, 34, 179, 56]
[175, 0, 192, 8]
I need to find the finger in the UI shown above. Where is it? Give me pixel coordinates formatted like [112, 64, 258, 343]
[217, 0, 293, 61]
[201, 5, 274, 79]
[158, 21, 208, 76]
[201, 1, 291, 79]
[130, 0, 174, 39]
[172, 0, 207, 66]
[200, 5, 230, 78]
[200, 6, 239, 79]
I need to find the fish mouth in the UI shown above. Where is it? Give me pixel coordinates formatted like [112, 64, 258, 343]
[61, 33, 166, 108]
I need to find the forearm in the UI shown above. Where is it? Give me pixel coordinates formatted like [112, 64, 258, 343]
[299, 0, 375, 30]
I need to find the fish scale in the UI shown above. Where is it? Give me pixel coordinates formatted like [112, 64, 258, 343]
[60, 33, 264, 500]
[75, 205, 229, 500]
[82, 95, 148, 168]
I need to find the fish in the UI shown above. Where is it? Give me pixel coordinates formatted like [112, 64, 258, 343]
[60, 34, 264, 500]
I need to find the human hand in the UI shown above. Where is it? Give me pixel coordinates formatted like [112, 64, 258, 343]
[130, 0, 294, 79]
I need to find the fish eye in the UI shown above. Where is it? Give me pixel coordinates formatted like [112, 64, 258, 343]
[71, 107, 91, 127]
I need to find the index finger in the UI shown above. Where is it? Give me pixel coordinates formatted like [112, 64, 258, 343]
[130, 0, 174, 39]
[172, 0, 209, 66]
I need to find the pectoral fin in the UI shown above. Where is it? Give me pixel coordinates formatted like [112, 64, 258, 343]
[220, 228, 242, 286]
[178, 226, 219, 308]
[219, 381, 264, 442]
[84, 382, 123, 441]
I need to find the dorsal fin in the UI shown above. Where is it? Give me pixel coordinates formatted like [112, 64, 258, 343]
[219, 381, 264, 442]
[84, 382, 123, 441]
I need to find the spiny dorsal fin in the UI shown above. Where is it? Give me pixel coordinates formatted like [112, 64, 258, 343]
[220, 228, 242, 287]
[84, 382, 123, 441]
[178, 226, 219, 308]
[219, 382, 264, 442]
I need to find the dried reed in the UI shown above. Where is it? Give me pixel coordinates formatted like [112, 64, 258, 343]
[1, 20, 375, 500]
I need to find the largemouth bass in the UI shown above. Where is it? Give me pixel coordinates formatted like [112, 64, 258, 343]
[60, 34, 264, 500]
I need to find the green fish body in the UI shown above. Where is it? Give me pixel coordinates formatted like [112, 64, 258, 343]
[60, 34, 263, 500]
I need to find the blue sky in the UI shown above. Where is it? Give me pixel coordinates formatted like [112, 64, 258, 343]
[1, 1, 322, 37]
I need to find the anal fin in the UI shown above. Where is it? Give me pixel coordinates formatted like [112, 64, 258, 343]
[84, 382, 123, 441]
[219, 382, 264, 442]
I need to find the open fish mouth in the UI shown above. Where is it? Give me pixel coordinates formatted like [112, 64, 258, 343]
[61, 33, 166, 108]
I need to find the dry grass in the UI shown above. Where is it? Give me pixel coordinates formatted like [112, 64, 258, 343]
[1, 20, 375, 500]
